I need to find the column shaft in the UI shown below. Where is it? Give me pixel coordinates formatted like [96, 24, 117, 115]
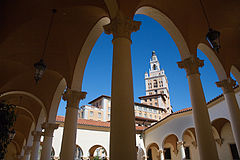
[224, 92, 240, 155]
[178, 57, 219, 160]
[60, 90, 86, 160]
[111, 37, 136, 159]
[40, 136, 53, 160]
[177, 142, 186, 160]
[104, 14, 141, 160]
[216, 78, 240, 155]
[159, 150, 164, 160]
[30, 131, 42, 160]
[60, 106, 78, 159]
[40, 123, 59, 160]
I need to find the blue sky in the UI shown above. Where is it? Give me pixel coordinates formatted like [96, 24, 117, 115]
[57, 14, 224, 116]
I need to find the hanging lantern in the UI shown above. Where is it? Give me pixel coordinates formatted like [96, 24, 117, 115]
[33, 9, 56, 83]
[34, 59, 46, 83]
[206, 28, 221, 53]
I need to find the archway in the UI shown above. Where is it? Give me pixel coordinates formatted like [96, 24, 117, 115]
[75, 145, 83, 160]
[135, 6, 191, 60]
[162, 134, 179, 160]
[89, 145, 107, 160]
[146, 143, 159, 160]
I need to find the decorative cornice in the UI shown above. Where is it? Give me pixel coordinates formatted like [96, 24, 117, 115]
[63, 89, 87, 109]
[103, 13, 141, 41]
[31, 131, 43, 141]
[216, 78, 236, 94]
[177, 56, 204, 76]
[41, 122, 59, 137]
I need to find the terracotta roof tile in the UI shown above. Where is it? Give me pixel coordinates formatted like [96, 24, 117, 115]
[56, 116, 145, 131]
[135, 116, 158, 122]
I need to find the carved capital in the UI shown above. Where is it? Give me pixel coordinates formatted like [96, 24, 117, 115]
[41, 122, 59, 137]
[159, 149, 164, 154]
[177, 57, 204, 76]
[215, 138, 224, 146]
[192, 141, 197, 148]
[216, 78, 236, 94]
[103, 13, 141, 40]
[23, 146, 32, 154]
[177, 141, 185, 146]
[173, 149, 178, 155]
[63, 89, 87, 109]
[31, 131, 43, 141]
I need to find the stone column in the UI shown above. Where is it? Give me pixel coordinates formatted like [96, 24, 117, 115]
[177, 56, 219, 160]
[159, 150, 164, 160]
[216, 78, 240, 155]
[103, 13, 141, 160]
[30, 131, 42, 160]
[177, 141, 186, 160]
[23, 146, 32, 160]
[60, 89, 87, 160]
[40, 122, 59, 160]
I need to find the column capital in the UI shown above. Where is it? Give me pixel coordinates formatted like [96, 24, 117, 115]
[177, 141, 185, 146]
[31, 130, 43, 141]
[41, 122, 59, 137]
[23, 146, 32, 154]
[216, 78, 236, 94]
[159, 149, 164, 153]
[177, 56, 204, 76]
[63, 89, 87, 109]
[192, 141, 197, 148]
[103, 13, 141, 41]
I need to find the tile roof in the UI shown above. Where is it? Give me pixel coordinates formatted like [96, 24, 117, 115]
[135, 116, 158, 122]
[56, 116, 146, 131]
[134, 102, 165, 110]
[144, 86, 239, 131]
[88, 95, 111, 104]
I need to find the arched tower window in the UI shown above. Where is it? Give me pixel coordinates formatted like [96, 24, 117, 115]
[153, 64, 157, 70]
[153, 80, 158, 88]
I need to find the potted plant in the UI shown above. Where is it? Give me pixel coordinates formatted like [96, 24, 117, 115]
[0, 101, 16, 160]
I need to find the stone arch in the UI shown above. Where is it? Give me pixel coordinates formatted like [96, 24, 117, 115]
[0, 90, 47, 119]
[75, 145, 84, 160]
[11, 140, 21, 155]
[146, 143, 159, 160]
[198, 43, 227, 81]
[88, 145, 108, 158]
[162, 134, 179, 153]
[182, 128, 197, 144]
[71, 17, 110, 91]
[15, 106, 36, 125]
[230, 65, 240, 84]
[211, 118, 231, 142]
[48, 78, 67, 122]
[135, 6, 191, 60]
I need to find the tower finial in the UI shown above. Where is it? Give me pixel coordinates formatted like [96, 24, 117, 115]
[152, 50, 156, 56]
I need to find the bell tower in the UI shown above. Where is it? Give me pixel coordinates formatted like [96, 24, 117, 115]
[140, 51, 172, 114]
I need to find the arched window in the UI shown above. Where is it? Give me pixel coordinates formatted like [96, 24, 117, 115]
[75, 145, 83, 160]
[153, 80, 158, 88]
[153, 64, 157, 70]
